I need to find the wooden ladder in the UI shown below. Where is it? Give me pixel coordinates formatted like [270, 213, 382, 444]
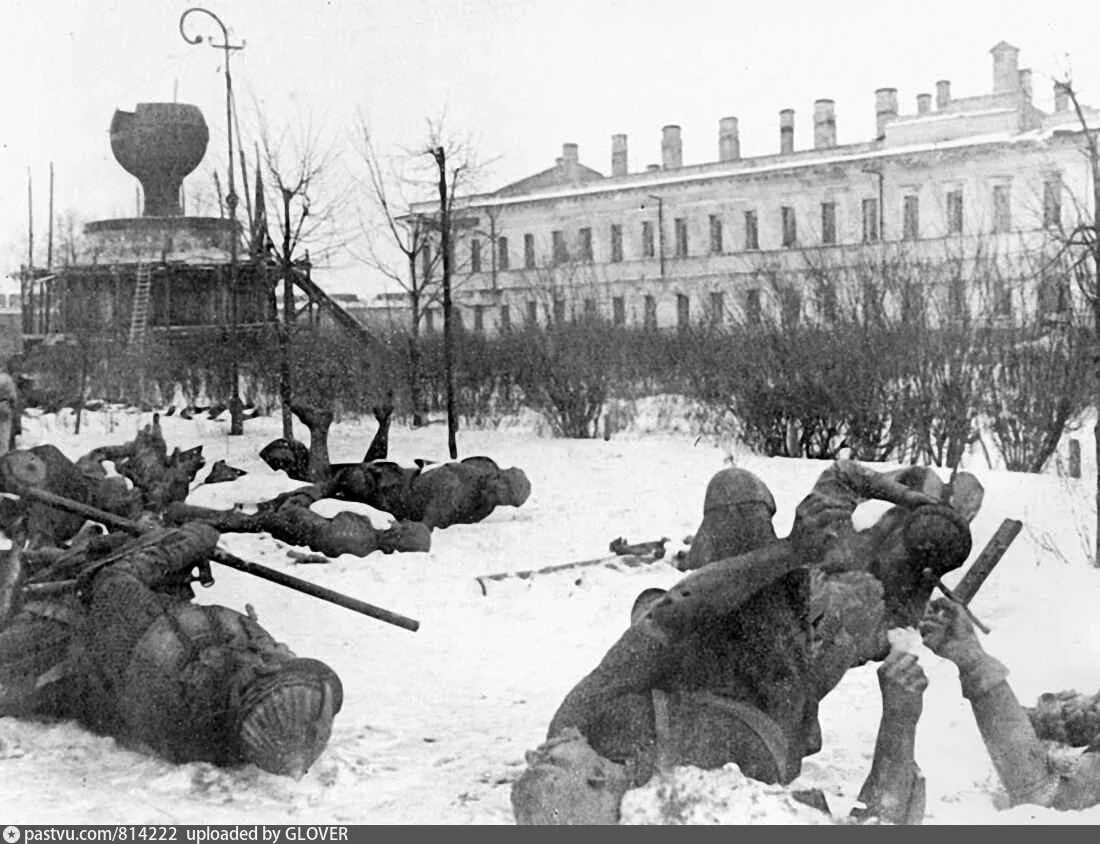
[129, 263, 152, 346]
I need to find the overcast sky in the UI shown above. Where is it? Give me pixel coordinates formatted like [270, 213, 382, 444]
[4, 0, 1100, 297]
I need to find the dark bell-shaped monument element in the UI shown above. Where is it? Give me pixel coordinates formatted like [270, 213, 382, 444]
[110, 103, 209, 217]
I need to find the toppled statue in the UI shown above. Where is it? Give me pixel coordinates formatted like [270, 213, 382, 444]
[513, 461, 980, 825]
[327, 456, 531, 530]
[260, 403, 394, 484]
[165, 484, 431, 558]
[78, 413, 205, 512]
[0, 418, 205, 545]
[0, 523, 342, 778]
[260, 401, 532, 530]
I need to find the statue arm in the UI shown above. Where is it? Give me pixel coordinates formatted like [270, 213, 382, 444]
[647, 541, 800, 634]
[852, 652, 927, 825]
[164, 502, 260, 533]
[961, 659, 1059, 806]
[550, 542, 803, 738]
[854, 711, 926, 824]
[829, 460, 937, 509]
[790, 462, 938, 566]
[921, 598, 1059, 807]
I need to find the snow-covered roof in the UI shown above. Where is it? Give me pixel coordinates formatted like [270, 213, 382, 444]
[432, 125, 1070, 213]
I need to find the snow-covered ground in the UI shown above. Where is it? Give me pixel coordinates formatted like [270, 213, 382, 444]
[2, 402, 1100, 825]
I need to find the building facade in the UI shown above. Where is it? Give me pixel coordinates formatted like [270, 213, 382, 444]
[408, 41, 1097, 335]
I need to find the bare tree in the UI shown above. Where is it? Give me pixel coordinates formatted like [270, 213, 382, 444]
[355, 120, 444, 427]
[256, 105, 354, 439]
[1050, 78, 1100, 563]
[354, 115, 485, 446]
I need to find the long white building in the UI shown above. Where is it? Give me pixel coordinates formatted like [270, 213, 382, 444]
[401, 41, 1097, 335]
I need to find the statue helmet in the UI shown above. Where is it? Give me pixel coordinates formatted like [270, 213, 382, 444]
[702, 468, 777, 515]
[684, 468, 778, 570]
[235, 657, 343, 779]
[630, 587, 668, 625]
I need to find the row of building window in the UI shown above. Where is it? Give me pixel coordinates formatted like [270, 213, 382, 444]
[423, 266, 1071, 335]
[456, 178, 1064, 272]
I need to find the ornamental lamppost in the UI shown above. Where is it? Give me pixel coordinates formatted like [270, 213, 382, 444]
[180, 7, 245, 435]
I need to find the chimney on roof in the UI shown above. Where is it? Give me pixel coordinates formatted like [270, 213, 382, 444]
[875, 88, 898, 139]
[991, 41, 1020, 94]
[1054, 81, 1070, 112]
[936, 80, 951, 110]
[1018, 68, 1033, 102]
[661, 125, 682, 169]
[780, 109, 794, 154]
[719, 117, 741, 162]
[813, 99, 836, 149]
[611, 134, 628, 177]
[562, 143, 579, 179]
[917, 93, 932, 114]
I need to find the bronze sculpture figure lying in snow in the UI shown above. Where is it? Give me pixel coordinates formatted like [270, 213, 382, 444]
[260, 403, 531, 531]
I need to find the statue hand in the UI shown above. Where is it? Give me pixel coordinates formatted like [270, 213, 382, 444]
[878, 650, 927, 723]
[790, 494, 854, 562]
[919, 597, 984, 668]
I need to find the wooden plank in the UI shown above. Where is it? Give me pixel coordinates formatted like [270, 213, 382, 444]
[953, 518, 1023, 605]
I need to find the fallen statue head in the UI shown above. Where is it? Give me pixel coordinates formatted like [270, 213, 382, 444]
[377, 519, 432, 554]
[512, 727, 632, 825]
[259, 438, 311, 482]
[234, 657, 344, 779]
[868, 502, 974, 631]
[498, 467, 532, 507]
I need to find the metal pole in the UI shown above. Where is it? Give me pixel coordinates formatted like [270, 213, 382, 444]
[26, 168, 34, 336]
[47, 163, 54, 271]
[180, 7, 245, 435]
[26, 168, 33, 274]
[12, 484, 420, 631]
[436, 146, 458, 459]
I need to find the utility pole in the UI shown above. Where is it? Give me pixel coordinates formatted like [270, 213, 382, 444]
[25, 168, 33, 336]
[180, 7, 246, 435]
[433, 145, 458, 459]
[47, 163, 54, 271]
[281, 187, 295, 440]
[27, 168, 33, 273]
